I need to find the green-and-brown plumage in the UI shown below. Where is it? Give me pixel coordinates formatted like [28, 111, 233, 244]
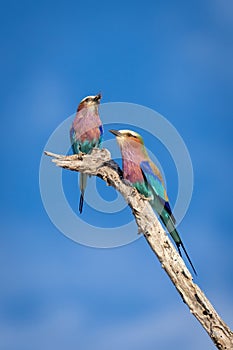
[110, 129, 197, 275]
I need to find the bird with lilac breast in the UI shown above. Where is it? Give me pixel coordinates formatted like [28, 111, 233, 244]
[110, 129, 197, 275]
[70, 93, 103, 213]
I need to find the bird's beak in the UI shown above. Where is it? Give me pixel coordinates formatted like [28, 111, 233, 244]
[94, 93, 102, 102]
[109, 129, 122, 137]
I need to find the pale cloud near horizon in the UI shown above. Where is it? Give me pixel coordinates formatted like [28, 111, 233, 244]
[1, 220, 232, 349]
[0, 300, 219, 350]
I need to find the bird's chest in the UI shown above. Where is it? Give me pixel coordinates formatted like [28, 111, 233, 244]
[122, 157, 153, 198]
[123, 161, 144, 184]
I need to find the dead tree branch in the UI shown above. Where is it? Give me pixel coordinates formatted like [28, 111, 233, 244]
[45, 148, 233, 349]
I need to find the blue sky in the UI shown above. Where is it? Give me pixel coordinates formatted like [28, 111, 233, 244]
[1, 0, 233, 349]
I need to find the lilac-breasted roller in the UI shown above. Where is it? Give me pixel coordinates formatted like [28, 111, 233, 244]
[70, 94, 103, 213]
[110, 129, 197, 275]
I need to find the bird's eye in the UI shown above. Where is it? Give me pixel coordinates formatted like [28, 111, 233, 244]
[129, 133, 137, 138]
[85, 98, 91, 103]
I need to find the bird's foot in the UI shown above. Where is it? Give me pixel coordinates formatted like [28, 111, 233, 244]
[122, 178, 132, 186]
[140, 194, 153, 201]
[77, 152, 85, 160]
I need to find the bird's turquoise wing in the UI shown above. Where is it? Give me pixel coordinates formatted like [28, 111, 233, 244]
[70, 126, 80, 154]
[140, 161, 167, 199]
[140, 160, 176, 224]
[140, 162, 196, 274]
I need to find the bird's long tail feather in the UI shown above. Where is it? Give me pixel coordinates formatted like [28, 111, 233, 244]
[79, 173, 88, 214]
[160, 212, 197, 275]
[175, 238, 197, 276]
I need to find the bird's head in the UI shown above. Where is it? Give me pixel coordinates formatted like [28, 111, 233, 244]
[77, 93, 102, 111]
[109, 129, 144, 146]
[110, 129, 148, 166]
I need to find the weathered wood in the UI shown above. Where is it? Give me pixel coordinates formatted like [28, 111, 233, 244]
[45, 148, 233, 349]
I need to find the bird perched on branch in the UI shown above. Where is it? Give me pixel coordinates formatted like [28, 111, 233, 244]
[70, 93, 103, 213]
[110, 129, 197, 275]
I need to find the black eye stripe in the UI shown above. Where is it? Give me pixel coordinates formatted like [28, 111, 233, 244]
[127, 133, 137, 138]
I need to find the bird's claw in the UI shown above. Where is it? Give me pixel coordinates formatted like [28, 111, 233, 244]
[140, 194, 153, 201]
[77, 152, 85, 160]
